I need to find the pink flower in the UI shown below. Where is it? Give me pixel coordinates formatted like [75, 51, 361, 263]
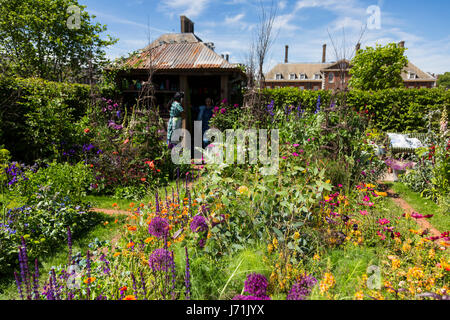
[282, 156, 287, 160]
[293, 144, 300, 147]
[338, 184, 343, 188]
[292, 153, 299, 157]
[360, 210, 368, 216]
[377, 218, 390, 226]
[377, 231, 386, 240]
[299, 149, 304, 153]
[220, 108, 226, 114]
[363, 196, 371, 202]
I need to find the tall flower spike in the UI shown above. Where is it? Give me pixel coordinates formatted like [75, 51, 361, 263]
[33, 259, 40, 300]
[67, 226, 73, 265]
[14, 271, 24, 300]
[140, 270, 147, 299]
[185, 247, 191, 300]
[171, 251, 176, 300]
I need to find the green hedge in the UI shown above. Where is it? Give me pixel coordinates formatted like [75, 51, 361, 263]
[264, 87, 449, 133]
[0, 76, 90, 163]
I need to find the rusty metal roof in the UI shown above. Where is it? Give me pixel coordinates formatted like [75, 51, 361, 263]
[123, 41, 238, 71]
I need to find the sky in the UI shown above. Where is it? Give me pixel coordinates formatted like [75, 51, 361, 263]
[79, 0, 450, 75]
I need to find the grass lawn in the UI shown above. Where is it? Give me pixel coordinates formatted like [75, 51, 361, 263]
[0, 212, 126, 300]
[388, 182, 449, 233]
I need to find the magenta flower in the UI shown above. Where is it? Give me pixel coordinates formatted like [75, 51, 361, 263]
[293, 144, 300, 147]
[360, 210, 368, 216]
[377, 218, 390, 226]
[292, 152, 299, 157]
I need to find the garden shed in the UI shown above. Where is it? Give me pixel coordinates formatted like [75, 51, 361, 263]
[117, 16, 245, 134]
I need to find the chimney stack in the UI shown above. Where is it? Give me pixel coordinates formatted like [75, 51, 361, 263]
[398, 41, 405, 48]
[322, 44, 327, 63]
[285, 45, 289, 64]
[180, 16, 194, 33]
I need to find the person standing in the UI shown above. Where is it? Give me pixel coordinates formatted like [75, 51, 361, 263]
[167, 92, 184, 147]
[197, 98, 214, 147]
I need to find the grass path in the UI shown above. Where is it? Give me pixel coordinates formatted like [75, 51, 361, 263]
[381, 182, 449, 247]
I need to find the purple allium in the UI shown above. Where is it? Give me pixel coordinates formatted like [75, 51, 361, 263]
[190, 215, 208, 233]
[148, 216, 169, 238]
[148, 248, 173, 272]
[232, 294, 271, 300]
[244, 273, 268, 297]
[286, 273, 317, 300]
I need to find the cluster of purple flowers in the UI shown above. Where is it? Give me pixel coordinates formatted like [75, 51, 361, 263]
[4, 162, 29, 186]
[315, 95, 321, 114]
[190, 215, 209, 248]
[233, 273, 271, 300]
[148, 248, 174, 272]
[148, 216, 169, 238]
[267, 100, 275, 117]
[286, 273, 317, 300]
[190, 215, 208, 233]
[108, 120, 123, 131]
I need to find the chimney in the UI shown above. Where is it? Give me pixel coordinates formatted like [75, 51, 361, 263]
[356, 43, 361, 52]
[285, 45, 289, 64]
[180, 15, 194, 33]
[398, 41, 405, 48]
[322, 44, 327, 63]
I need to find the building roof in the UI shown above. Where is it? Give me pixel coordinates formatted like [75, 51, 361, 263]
[266, 60, 436, 82]
[122, 33, 239, 72]
[265, 63, 332, 81]
[402, 62, 436, 82]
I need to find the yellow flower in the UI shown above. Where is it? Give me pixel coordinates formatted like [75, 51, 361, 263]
[267, 244, 274, 253]
[238, 186, 249, 195]
[374, 191, 388, 197]
[272, 238, 278, 249]
[428, 249, 436, 260]
[293, 232, 300, 240]
[402, 243, 411, 253]
[354, 291, 364, 300]
[313, 254, 320, 261]
[319, 273, 335, 295]
[123, 295, 137, 300]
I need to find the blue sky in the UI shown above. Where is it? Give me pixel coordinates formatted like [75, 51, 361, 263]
[79, 0, 450, 75]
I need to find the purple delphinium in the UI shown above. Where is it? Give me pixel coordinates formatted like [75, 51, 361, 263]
[140, 270, 147, 299]
[185, 247, 191, 300]
[171, 251, 176, 300]
[148, 216, 169, 239]
[315, 95, 321, 114]
[148, 248, 173, 272]
[190, 215, 208, 233]
[244, 273, 269, 297]
[267, 100, 275, 117]
[286, 273, 317, 300]
[33, 259, 40, 300]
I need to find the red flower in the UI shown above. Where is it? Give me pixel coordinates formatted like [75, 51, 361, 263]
[84, 128, 90, 133]
[141, 178, 146, 182]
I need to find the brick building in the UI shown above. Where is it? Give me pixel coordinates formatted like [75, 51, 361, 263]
[265, 42, 436, 90]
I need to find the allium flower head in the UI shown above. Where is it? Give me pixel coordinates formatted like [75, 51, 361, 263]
[148, 248, 173, 272]
[244, 273, 268, 297]
[148, 216, 169, 238]
[190, 215, 208, 233]
[287, 273, 317, 300]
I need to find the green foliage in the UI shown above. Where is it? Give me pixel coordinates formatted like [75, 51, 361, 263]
[349, 43, 408, 90]
[0, 0, 117, 82]
[263, 87, 449, 133]
[437, 72, 450, 90]
[0, 76, 91, 163]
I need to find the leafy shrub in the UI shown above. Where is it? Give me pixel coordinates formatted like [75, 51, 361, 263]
[0, 76, 90, 163]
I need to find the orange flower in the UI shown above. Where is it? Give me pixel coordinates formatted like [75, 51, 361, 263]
[141, 178, 146, 182]
[128, 226, 137, 232]
[113, 252, 121, 257]
[123, 295, 136, 300]
[123, 139, 130, 145]
[127, 242, 135, 248]
[114, 219, 118, 224]
[84, 277, 96, 284]
[112, 203, 118, 208]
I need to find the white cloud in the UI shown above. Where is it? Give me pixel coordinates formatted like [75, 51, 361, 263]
[159, 0, 210, 18]
[225, 13, 245, 24]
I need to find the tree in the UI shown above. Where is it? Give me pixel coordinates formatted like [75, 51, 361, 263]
[0, 0, 117, 83]
[349, 43, 408, 91]
[437, 72, 450, 90]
